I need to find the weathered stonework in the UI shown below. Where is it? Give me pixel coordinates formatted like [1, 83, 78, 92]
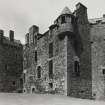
[23, 2, 105, 100]
[0, 30, 23, 92]
[90, 23, 105, 100]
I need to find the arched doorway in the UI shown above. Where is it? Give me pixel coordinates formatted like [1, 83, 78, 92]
[32, 88, 35, 93]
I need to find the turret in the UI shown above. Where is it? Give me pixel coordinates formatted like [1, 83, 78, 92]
[29, 25, 39, 45]
[54, 7, 75, 37]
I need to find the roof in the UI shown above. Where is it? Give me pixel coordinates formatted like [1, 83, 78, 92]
[89, 17, 105, 24]
[61, 6, 72, 15]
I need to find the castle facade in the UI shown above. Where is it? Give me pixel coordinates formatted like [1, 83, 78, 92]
[23, 3, 105, 100]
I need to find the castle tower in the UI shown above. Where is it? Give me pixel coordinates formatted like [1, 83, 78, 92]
[67, 3, 92, 99]
[54, 6, 74, 37]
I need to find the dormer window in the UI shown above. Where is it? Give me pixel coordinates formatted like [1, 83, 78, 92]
[61, 16, 66, 24]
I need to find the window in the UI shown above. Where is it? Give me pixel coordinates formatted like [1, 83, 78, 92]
[24, 73, 25, 83]
[49, 83, 53, 88]
[74, 61, 80, 76]
[37, 66, 41, 78]
[103, 69, 105, 74]
[35, 51, 37, 62]
[49, 43, 53, 58]
[5, 64, 8, 70]
[16, 54, 17, 60]
[20, 78, 23, 86]
[61, 16, 66, 24]
[13, 81, 16, 86]
[49, 60, 53, 79]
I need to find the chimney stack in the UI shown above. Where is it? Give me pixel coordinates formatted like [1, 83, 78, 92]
[9, 30, 14, 42]
[25, 33, 29, 45]
[0, 30, 4, 43]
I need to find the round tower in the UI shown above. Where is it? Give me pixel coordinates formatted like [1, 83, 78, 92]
[54, 6, 75, 37]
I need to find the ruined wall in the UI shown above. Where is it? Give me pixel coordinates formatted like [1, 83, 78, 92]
[36, 29, 67, 94]
[23, 45, 37, 93]
[52, 34, 67, 94]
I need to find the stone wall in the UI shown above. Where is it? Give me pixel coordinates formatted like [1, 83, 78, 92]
[67, 3, 92, 99]
[90, 23, 105, 100]
[36, 30, 67, 94]
[0, 41, 23, 92]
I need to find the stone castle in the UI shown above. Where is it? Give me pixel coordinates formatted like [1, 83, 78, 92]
[2, 1, 105, 100]
[0, 30, 23, 92]
[23, 2, 105, 100]
[0, 2, 104, 100]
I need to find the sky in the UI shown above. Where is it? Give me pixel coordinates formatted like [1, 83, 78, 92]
[0, 0, 105, 44]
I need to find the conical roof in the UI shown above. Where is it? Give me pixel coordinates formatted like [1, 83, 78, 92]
[61, 6, 72, 15]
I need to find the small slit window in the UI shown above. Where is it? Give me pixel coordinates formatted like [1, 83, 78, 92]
[74, 59, 80, 76]
[61, 16, 66, 24]
[49, 60, 53, 79]
[103, 69, 105, 74]
[49, 43, 53, 58]
[37, 66, 41, 78]
[35, 51, 37, 62]
[74, 61, 80, 73]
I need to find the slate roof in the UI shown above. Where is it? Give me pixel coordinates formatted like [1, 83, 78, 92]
[61, 6, 72, 15]
[89, 17, 105, 24]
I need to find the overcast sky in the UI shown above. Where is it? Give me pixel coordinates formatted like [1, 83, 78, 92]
[0, 0, 105, 44]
